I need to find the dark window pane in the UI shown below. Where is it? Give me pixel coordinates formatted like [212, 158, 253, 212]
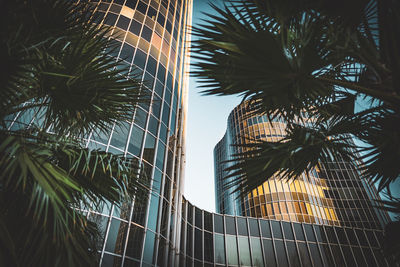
[110, 122, 129, 150]
[155, 142, 165, 170]
[152, 168, 162, 194]
[298, 242, 312, 267]
[195, 208, 203, 229]
[238, 237, 251, 266]
[286, 241, 300, 267]
[104, 13, 117, 25]
[146, 56, 157, 77]
[260, 220, 271, 238]
[320, 244, 335, 267]
[263, 239, 276, 267]
[352, 247, 367, 267]
[129, 19, 142, 35]
[161, 102, 170, 126]
[204, 211, 213, 232]
[226, 235, 238, 265]
[271, 221, 283, 239]
[274, 240, 288, 267]
[117, 15, 130, 30]
[325, 227, 338, 243]
[204, 232, 213, 262]
[366, 230, 379, 247]
[225, 216, 236, 235]
[147, 6, 157, 19]
[314, 225, 328, 243]
[128, 125, 144, 156]
[342, 246, 356, 266]
[136, 1, 147, 14]
[249, 218, 260, 237]
[237, 217, 248, 236]
[355, 229, 368, 246]
[157, 64, 166, 83]
[141, 26, 152, 42]
[304, 224, 316, 242]
[294, 223, 306, 241]
[155, 80, 164, 97]
[157, 13, 165, 26]
[152, 95, 161, 118]
[363, 247, 378, 267]
[214, 234, 226, 264]
[148, 115, 159, 136]
[335, 227, 348, 245]
[159, 123, 167, 144]
[194, 228, 202, 260]
[125, 0, 137, 9]
[120, 43, 134, 63]
[143, 134, 155, 164]
[309, 243, 323, 267]
[331, 245, 346, 266]
[346, 229, 358, 246]
[282, 222, 294, 240]
[214, 215, 224, 234]
[133, 49, 146, 69]
[126, 224, 144, 259]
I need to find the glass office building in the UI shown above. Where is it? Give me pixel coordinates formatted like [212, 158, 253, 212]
[7, 0, 396, 266]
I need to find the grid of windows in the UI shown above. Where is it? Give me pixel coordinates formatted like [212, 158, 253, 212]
[178, 199, 396, 267]
[214, 102, 389, 230]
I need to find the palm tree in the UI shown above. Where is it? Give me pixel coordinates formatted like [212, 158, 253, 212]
[192, 0, 400, 261]
[0, 0, 148, 266]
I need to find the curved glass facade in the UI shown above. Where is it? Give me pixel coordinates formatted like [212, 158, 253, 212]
[214, 102, 389, 230]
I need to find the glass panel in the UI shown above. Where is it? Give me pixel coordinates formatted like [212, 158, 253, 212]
[249, 218, 260, 237]
[237, 217, 248, 236]
[226, 235, 238, 265]
[194, 228, 202, 260]
[101, 253, 117, 267]
[155, 142, 166, 170]
[105, 219, 124, 253]
[262, 239, 276, 267]
[298, 242, 312, 267]
[126, 224, 144, 260]
[346, 229, 358, 246]
[304, 224, 316, 242]
[195, 208, 203, 229]
[320, 244, 335, 267]
[260, 220, 271, 238]
[314, 225, 328, 243]
[128, 125, 144, 156]
[330, 245, 346, 266]
[363, 247, 378, 267]
[325, 227, 338, 244]
[147, 194, 159, 231]
[238, 237, 251, 266]
[143, 134, 156, 164]
[355, 229, 368, 246]
[271, 221, 283, 239]
[143, 231, 156, 264]
[309, 243, 323, 267]
[282, 222, 294, 240]
[335, 227, 348, 245]
[352, 247, 367, 267]
[225, 216, 236, 235]
[293, 223, 306, 241]
[342, 246, 356, 266]
[204, 232, 213, 262]
[250, 238, 264, 267]
[274, 240, 288, 267]
[214, 214, 224, 234]
[286, 241, 300, 267]
[204, 211, 213, 232]
[214, 234, 226, 264]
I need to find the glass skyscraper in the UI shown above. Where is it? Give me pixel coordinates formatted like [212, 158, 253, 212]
[7, 0, 397, 266]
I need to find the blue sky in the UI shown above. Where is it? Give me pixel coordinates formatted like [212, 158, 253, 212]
[184, 0, 241, 212]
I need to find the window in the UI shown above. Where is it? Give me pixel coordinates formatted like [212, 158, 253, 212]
[271, 221, 283, 239]
[225, 216, 236, 235]
[226, 236, 238, 265]
[262, 239, 276, 267]
[116, 15, 130, 30]
[238, 237, 251, 266]
[248, 218, 260, 237]
[214, 234, 225, 264]
[214, 215, 224, 234]
[260, 220, 271, 238]
[143, 231, 156, 264]
[237, 217, 248, 236]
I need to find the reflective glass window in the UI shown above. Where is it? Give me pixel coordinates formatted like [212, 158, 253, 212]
[143, 134, 155, 164]
[366, 230, 379, 247]
[363, 247, 378, 267]
[125, 0, 137, 9]
[304, 224, 316, 242]
[120, 43, 134, 63]
[249, 218, 260, 237]
[343, 246, 356, 266]
[195, 208, 203, 229]
[309, 243, 323, 266]
[134, 108, 147, 129]
[141, 26, 152, 42]
[143, 231, 156, 264]
[325, 227, 338, 244]
[260, 220, 271, 238]
[226, 235, 238, 265]
[274, 240, 288, 267]
[355, 229, 368, 246]
[262, 239, 276, 267]
[155, 80, 164, 97]
[214, 215, 224, 234]
[250, 238, 264, 267]
[271, 221, 283, 239]
[159, 123, 168, 144]
[330, 245, 346, 266]
[320, 244, 334, 267]
[105, 219, 125, 253]
[238, 237, 251, 266]
[104, 13, 117, 26]
[335, 227, 348, 245]
[147, 194, 159, 231]
[136, 1, 148, 14]
[101, 253, 119, 267]
[352, 247, 367, 267]
[225, 216, 236, 235]
[298, 242, 312, 267]
[148, 115, 159, 136]
[286, 241, 300, 267]
[294, 223, 305, 241]
[282, 222, 294, 240]
[128, 125, 144, 156]
[237, 217, 248, 236]
[194, 228, 202, 260]
[125, 224, 144, 259]
[214, 234, 226, 264]
[157, 65, 166, 83]
[155, 142, 165, 170]
[204, 232, 213, 262]
[346, 228, 358, 246]
[204, 211, 213, 232]
[117, 15, 130, 30]
[133, 49, 146, 69]
[129, 19, 142, 35]
[110, 122, 129, 150]
[152, 168, 162, 194]
[314, 225, 328, 243]
[146, 56, 157, 77]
